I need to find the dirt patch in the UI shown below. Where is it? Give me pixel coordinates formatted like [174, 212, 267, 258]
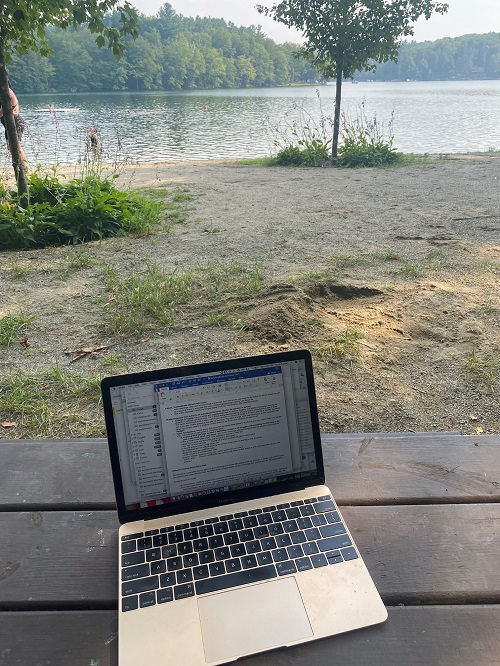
[1, 157, 499, 437]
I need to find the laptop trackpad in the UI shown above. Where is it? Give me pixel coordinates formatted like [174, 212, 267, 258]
[198, 577, 313, 663]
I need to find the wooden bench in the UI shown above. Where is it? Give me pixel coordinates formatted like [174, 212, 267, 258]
[1, 433, 499, 665]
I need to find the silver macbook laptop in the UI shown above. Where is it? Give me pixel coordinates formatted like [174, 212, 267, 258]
[101, 349, 387, 665]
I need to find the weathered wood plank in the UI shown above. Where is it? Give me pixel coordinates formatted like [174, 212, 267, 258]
[1, 505, 499, 605]
[1, 606, 500, 666]
[1, 434, 498, 507]
[322, 433, 500, 504]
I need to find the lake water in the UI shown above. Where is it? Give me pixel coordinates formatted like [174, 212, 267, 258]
[12, 80, 500, 166]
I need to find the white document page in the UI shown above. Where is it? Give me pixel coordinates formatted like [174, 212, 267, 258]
[157, 368, 294, 496]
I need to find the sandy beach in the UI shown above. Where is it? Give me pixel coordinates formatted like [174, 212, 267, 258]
[1, 156, 499, 437]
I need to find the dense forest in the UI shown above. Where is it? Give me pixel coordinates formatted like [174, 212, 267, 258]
[8, 3, 500, 93]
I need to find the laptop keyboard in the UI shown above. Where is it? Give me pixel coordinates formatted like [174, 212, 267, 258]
[120, 495, 358, 612]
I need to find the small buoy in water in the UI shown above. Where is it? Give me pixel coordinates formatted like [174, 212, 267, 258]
[203, 105, 208, 111]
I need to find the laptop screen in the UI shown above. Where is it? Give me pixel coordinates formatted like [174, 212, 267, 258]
[102, 350, 325, 523]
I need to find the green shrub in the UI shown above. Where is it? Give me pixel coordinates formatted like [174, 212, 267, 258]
[275, 138, 330, 167]
[0, 172, 162, 250]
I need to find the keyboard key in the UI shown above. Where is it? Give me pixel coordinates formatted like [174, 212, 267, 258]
[297, 517, 313, 530]
[166, 557, 183, 571]
[209, 562, 226, 577]
[122, 595, 138, 612]
[276, 503, 290, 509]
[275, 534, 292, 548]
[239, 529, 254, 542]
[199, 525, 214, 537]
[168, 531, 183, 544]
[223, 532, 239, 545]
[183, 528, 199, 541]
[291, 500, 304, 507]
[122, 532, 143, 541]
[137, 537, 152, 550]
[205, 518, 218, 524]
[318, 495, 331, 501]
[174, 583, 194, 600]
[262, 506, 276, 512]
[300, 505, 315, 517]
[257, 552, 273, 566]
[271, 510, 287, 522]
[175, 523, 189, 530]
[122, 576, 159, 596]
[190, 520, 204, 527]
[248, 509, 262, 515]
[215, 547, 231, 560]
[304, 527, 321, 541]
[277, 561, 297, 576]
[193, 565, 209, 580]
[140, 591, 156, 608]
[311, 554, 329, 568]
[121, 540, 136, 554]
[320, 524, 347, 538]
[291, 531, 306, 544]
[122, 551, 144, 567]
[302, 542, 319, 556]
[228, 519, 244, 531]
[225, 558, 242, 573]
[260, 537, 277, 551]
[193, 539, 209, 552]
[161, 545, 177, 559]
[296, 557, 313, 572]
[157, 588, 173, 604]
[183, 553, 199, 568]
[234, 511, 248, 518]
[145, 529, 159, 536]
[176, 569, 193, 584]
[341, 547, 359, 561]
[286, 508, 301, 519]
[122, 563, 150, 581]
[178, 542, 193, 555]
[151, 561, 167, 574]
[326, 511, 342, 524]
[326, 551, 343, 565]
[160, 573, 176, 587]
[153, 534, 169, 547]
[243, 516, 258, 528]
[146, 548, 161, 562]
[271, 548, 289, 563]
[314, 500, 336, 513]
[214, 522, 229, 534]
[287, 545, 304, 559]
[269, 523, 284, 536]
[195, 565, 277, 595]
[199, 550, 215, 564]
[257, 513, 272, 525]
[283, 520, 298, 533]
[253, 526, 269, 539]
[220, 514, 233, 521]
[246, 540, 262, 554]
[242, 555, 258, 569]
[230, 544, 246, 557]
[304, 498, 317, 504]
[318, 536, 352, 552]
[311, 514, 327, 527]
[208, 536, 224, 549]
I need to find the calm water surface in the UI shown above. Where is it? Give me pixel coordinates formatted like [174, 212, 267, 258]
[14, 81, 500, 165]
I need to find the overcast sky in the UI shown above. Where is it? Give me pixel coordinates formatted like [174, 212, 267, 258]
[131, 0, 500, 44]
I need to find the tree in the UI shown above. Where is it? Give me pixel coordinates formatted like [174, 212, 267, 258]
[0, 0, 139, 205]
[257, 0, 448, 157]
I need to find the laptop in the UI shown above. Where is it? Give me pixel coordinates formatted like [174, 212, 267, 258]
[101, 349, 387, 665]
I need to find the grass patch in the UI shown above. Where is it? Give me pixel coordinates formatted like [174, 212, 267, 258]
[312, 327, 366, 366]
[463, 348, 498, 393]
[103, 259, 264, 337]
[0, 366, 105, 438]
[138, 186, 194, 226]
[0, 313, 36, 346]
[59, 248, 94, 279]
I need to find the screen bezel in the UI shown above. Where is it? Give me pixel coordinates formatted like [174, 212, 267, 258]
[101, 349, 325, 524]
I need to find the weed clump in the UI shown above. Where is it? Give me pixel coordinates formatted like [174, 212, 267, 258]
[0, 171, 162, 250]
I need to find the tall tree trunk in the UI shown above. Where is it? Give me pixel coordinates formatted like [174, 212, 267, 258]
[0, 38, 29, 207]
[332, 46, 344, 159]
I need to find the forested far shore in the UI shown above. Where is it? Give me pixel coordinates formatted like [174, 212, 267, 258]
[7, 2, 500, 94]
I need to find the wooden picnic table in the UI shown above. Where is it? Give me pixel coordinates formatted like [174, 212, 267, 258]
[1, 432, 499, 665]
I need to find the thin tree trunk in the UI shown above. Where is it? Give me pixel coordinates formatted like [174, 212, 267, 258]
[0, 38, 29, 207]
[332, 46, 344, 158]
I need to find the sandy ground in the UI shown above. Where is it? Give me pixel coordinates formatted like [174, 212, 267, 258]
[1, 156, 499, 437]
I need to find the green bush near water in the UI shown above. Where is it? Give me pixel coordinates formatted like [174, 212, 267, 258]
[0, 172, 162, 250]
